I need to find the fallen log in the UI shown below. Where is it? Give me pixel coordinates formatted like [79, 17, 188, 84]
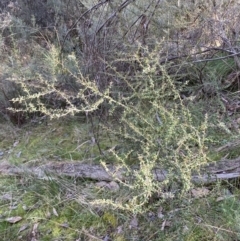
[0, 157, 240, 184]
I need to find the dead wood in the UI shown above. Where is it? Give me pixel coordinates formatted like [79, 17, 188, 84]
[0, 157, 240, 184]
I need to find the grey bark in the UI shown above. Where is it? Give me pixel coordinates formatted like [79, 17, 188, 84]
[0, 157, 240, 185]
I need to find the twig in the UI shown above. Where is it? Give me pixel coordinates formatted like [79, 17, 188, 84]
[192, 52, 240, 63]
[60, 0, 109, 54]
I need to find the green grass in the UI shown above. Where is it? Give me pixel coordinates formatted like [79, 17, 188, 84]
[0, 85, 239, 240]
[0, 113, 240, 240]
[0, 175, 105, 240]
[4, 117, 116, 165]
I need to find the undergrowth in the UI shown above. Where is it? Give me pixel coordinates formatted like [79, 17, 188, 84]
[0, 0, 240, 240]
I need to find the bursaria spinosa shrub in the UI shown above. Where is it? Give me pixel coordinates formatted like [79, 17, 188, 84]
[90, 46, 209, 212]
[9, 43, 209, 213]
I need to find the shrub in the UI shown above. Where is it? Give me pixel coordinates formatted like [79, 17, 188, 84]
[8, 41, 209, 213]
[2, 0, 239, 214]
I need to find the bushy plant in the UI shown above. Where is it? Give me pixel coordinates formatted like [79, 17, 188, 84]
[90, 46, 210, 212]
[8, 42, 209, 213]
[2, 0, 239, 215]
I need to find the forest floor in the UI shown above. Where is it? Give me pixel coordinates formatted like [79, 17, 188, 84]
[0, 1, 240, 240]
[0, 100, 240, 241]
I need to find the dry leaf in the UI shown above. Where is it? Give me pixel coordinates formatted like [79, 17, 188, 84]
[59, 223, 69, 228]
[1, 193, 12, 201]
[161, 220, 171, 231]
[13, 141, 19, 147]
[22, 205, 28, 211]
[191, 187, 209, 198]
[52, 207, 59, 217]
[16, 151, 21, 158]
[129, 216, 138, 229]
[32, 223, 39, 232]
[31, 222, 39, 241]
[116, 225, 123, 234]
[6, 216, 22, 223]
[45, 211, 51, 218]
[157, 207, 164, 219]
[216, 196, 225, 202]
[108, 181, 120, 192]
[183, 225, 189, 234]
[10, 204, 18, 210]
[18, 224, 29, 233]
[103, 235, 110, 241]
[148, 211, 156, 221]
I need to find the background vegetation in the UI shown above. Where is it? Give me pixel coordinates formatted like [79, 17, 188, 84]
[0, 0, 240, 240]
